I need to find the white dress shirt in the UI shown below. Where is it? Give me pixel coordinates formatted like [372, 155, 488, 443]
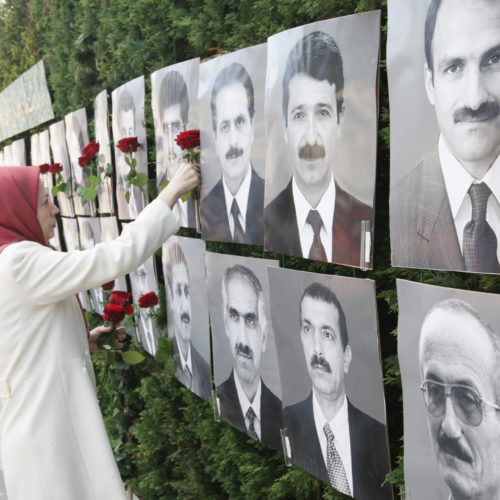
[177, 338, 193, 376]
[312, 392, 353, 494]
[293, 175, 336, 261]
[440, 135, 500, 262]
[223, 165, 252, 237]
[234, 371, 262, 441]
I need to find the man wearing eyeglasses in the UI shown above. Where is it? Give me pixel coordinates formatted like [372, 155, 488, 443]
[419, 298, 500, 500]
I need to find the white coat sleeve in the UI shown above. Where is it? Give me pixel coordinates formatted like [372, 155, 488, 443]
[3, 198, 179, 305]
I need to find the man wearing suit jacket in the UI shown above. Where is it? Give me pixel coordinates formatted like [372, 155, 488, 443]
[284, 282, 391, 499]
[216, 265, 283, 451]
[166, 242, 211, 401]
[201, 62, 264, 245]
[390, 0, 500, 273]
[264, 31, 373, 267]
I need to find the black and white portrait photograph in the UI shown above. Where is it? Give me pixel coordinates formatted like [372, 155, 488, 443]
[268, 267, 391, 499]
[49, 120, 74, 217]
[65, 108, 95, 217]
[206, 252, 283, 451]
[111, 76, 148, 220]
[77, 217, 105, 314]
[31, 130, 53, 194]
[162, 236, 211, 401]
[397, 279, 500, 500]
[389, 0, 500, 274]
[152, 58, 199, 229]
[10, 138, 25, 166]
[264, 12, 380, 268]
[199, 44, 267, 245]
[2, 145, 11, 166]
[94, 90, 114, 215]
[99, 216, 128, 292]
[61, 217, 91, 311]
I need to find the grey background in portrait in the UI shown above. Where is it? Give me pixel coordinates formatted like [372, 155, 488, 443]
[152, 58, 200, 186]
[65, 107, 94, 216]
[268, 266, 386, 424]
[99, 216, 128, 292]
[205, 252, 281, 399]
[264, 11, 380, 206]
[397, 279, 500, 500]
[49, 120, 75, 217]
[162, 236, 211, 365]
[111, 76, 148, 220]
[198, 43, 267, 199]
[387, 0, 438, 187]
[11, 138, 26, 166]
[94, 90, 115, 215]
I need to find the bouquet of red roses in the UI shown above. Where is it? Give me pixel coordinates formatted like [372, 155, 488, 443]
[116, 137, 147, 204]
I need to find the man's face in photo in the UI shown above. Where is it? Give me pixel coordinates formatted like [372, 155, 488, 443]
[162, 103, 185, 179]
[420, 308, 500, 499]
[285, 73, 342, 192]
[300, 296, 351, 402]
[224, 274, 266, 387]
[425, 0, 500, 169]
[214, 82, 254, 190]
[170, 262, 191, 345]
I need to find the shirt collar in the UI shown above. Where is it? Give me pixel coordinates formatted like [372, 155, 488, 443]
[222, 165, 252, 227]
[292, 174, 336, 239]
[234, 370, 262, 419]
[312, 390, 348, 435]
[177, 339, 192, 374]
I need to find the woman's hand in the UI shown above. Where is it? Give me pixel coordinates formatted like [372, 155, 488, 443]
[88, 324, 126, 353]
[159, 161, 200, 209]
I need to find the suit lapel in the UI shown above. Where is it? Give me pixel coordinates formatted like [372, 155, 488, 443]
[284, 181, 303, 256]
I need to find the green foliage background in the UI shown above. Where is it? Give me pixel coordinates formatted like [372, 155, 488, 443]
[3, 0, 499, 498]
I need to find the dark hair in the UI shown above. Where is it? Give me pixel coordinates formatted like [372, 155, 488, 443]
[300, 282, 348, 350]
[424, 0, 443, 76]
[117, 88, 135, 116]
[165, 242, 188, 292]
[210, 62, 255, 133]
[282, 31, 344, 124]
[159, 70, 189, 125]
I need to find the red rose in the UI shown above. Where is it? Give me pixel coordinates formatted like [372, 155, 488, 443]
[103, 303, 126, 324]
[138, 291, 159, 308]
[124, 304, 134, 315]
[82, 141, 100, 160]
[109, 290, 131, 306]
[117, 137, 141, 153]
[78, 154, 91, 167]
[49, 163, 63, 174]
[101, 280, 115, 291]
[38, 163, 50, 174]
[175, 129, 200, 151]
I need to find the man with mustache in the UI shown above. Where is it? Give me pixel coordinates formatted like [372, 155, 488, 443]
[418, 298, 500, 500]
[216, 265, 283, 450]
[391, 0, 500, 273]
[284, 282, 390, 499]
[166, 242, 211, 400]
[264, 31, 373, 267]
[201, 62, 264, 245]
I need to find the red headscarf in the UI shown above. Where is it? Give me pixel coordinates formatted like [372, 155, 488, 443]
[0, 166, 45, 253]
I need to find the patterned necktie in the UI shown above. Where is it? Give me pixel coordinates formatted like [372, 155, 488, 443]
[462, 183, 499, 273]
[307, 209, 327, 261]
[246, 407, 259, 442]
[323, 423, 351, 496]
[183, 365, 192, 390]
[230, 198, 245, 243]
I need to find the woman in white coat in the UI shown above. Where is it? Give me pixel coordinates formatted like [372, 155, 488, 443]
[0, 162, 199, 500]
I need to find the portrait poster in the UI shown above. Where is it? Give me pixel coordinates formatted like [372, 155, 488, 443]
[198, 43, 267, 245]
[49, 222, 62, 251]
[61, 217, 91, 311]
[65, 108, 95, 217]
[388, 0, 500, 274]
[49, 120, 75, 217]
[152, 59, 200, 229]
[111, 76, 148, 220]
[10, 138, 25, 166]
[2, 145, 12, 166]
[77, 217, 105, 315]
[31, 130, 53, 194]
[162, 236, 211, 402]
[99, 216, 128, 293]
[397, 279, 500, 500]
[205, 252, 284, 451]
[264, 12, 380, 269]
[0, 150, 5, 166]
[268, 267, 391, 498]
[94, 90, 115, 215]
